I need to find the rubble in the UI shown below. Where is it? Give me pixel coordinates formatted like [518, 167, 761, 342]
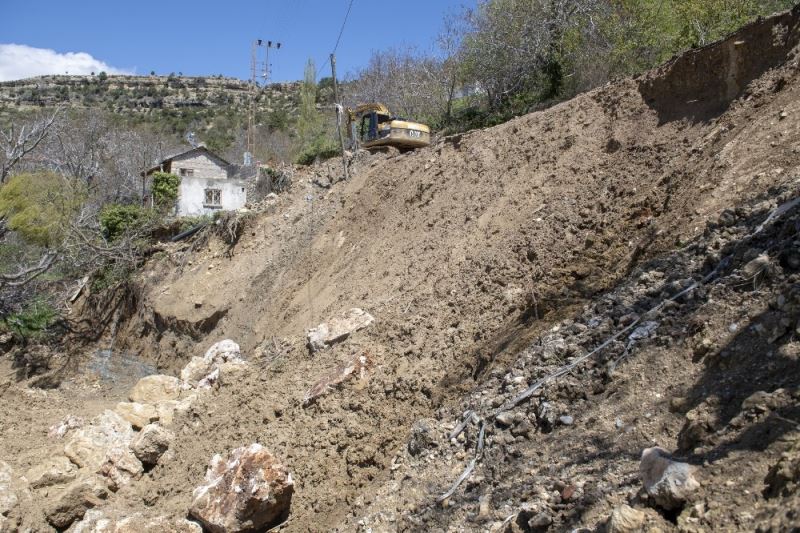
[190, 444, 293, 532]
[69, 510, 203, 532]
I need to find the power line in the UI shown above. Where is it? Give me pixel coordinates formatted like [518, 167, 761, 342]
[315, 0, 356, 79]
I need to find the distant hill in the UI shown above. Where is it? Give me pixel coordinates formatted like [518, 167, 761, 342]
[0, 75, 313, 158]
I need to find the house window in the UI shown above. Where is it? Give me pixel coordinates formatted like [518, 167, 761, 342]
[204, 188, 221, 207]
[180, 168, 194, 177]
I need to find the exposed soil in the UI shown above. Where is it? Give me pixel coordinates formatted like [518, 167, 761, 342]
[2, 6, 800, 532]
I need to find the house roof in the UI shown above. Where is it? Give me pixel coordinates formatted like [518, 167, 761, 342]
[143, 145, 232, 176]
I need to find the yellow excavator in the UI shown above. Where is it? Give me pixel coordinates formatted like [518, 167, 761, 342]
[346, 103, 431, 150]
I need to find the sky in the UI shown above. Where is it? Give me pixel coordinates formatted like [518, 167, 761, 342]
[0, 0, 476, 83]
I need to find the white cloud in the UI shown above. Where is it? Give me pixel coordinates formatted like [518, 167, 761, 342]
[0, 44, 133, 81]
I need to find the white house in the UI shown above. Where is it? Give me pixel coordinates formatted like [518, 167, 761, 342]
[144, 146, 247, 217]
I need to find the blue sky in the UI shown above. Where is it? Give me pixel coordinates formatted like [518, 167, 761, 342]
[1, 0, 476, 82]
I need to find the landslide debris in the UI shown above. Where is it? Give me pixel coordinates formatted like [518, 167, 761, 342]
[1, 5, 800, 532]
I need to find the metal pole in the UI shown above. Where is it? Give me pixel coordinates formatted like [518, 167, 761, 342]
[330, 54, 349, 182]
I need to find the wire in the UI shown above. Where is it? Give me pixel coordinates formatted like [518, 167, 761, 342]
[315, 0, 356, 79]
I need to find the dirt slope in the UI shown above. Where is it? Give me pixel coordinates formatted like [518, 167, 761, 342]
[2, 5, 800, 532]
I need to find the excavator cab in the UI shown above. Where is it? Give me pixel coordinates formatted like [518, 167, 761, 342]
[348, 104, 430, 150]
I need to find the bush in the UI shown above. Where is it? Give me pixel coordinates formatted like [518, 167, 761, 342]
[99, 204, 151, 241]
[295, 137, 339, 166]
[151, 171, 181, 207]
[0, 298, 59, 340]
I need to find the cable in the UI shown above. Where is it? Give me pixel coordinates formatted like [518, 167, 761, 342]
[315, 0, 356, 79]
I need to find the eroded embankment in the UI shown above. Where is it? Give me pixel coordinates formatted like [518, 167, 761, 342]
[2, 5, 800, 532]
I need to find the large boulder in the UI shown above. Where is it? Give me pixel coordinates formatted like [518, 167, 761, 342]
[0, 461, 17, 516]
[154, 394, 196, 426]
[640, 447, 700, 510]
[114, 402, 158, 429]
[190, 444, 293, 532]
[131, 424, 174, 466]
[27, 456, 78, 489]
[129, 375, 182, 403]
[45, 476, 108, 529]
[64, 411, 134, 470]
[307, 308, 375, 351]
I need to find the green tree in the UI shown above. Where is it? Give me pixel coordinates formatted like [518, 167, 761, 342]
[0, 172, 84, 247]
[295, 59, 337, 164]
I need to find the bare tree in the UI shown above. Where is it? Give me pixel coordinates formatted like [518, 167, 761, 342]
[0, 107, 61, 184]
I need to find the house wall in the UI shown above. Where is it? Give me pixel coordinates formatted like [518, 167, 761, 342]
[177, 177, 247, 216]
[170, 152, 229, 180]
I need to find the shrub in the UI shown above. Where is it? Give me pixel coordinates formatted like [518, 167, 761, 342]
[0, 298, 59, 340]
[151, 171, 181, 207]
[295, 137, 339, 166]
[99, 204, 151, 241]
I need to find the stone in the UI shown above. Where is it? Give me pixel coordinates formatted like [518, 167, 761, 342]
[203, 339, 242, 364]
[190, 444, 293, 532]
[98, 447, 143, 491]
[608, 505, 646, 533]
[180, 356, 213, 386]
[742, 253, 774, 280]
[559, 415, 574, 426]
[307, 308, 375, 351]
[0, 462, 17, 516]
[131, 424, 174, 466]
[64, 411, 135, 470]
[26, 456, 77, 489]
[114, 402, 158, 429]
[408, 419, 437, 456]
[764, 442, 800, 497]
[129, 375, 182, 403]
[48, 415, 85, 439]
[155, 400, 181, 426]
[70, 510, 203, 533]
[45, 476, 108, 529]
[640, 447, 700, 510]
[495, 412, 515, 427]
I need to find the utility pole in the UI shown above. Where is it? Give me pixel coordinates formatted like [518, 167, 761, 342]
[330, 54, 349, 182]
[247, 39, 281, 166]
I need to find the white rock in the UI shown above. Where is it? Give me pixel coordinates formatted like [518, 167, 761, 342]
[129, 375, 182, 403]
[0, 461, 17, 516]
[203, 339, 242, 364]
[64, 410, 134, 470]
[190, 444, 293, 532]
[27, 456, 77, 489]
[307, 308, 375, 351]
[640, 446, 700, 509]
[180, 356, 213, 386]
[48, 415, 85, 439]
[114, 402, 158, 429]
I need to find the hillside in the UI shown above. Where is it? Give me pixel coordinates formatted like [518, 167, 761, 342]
[0, 74, 301, 114]
[1, 5, 800, 532]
